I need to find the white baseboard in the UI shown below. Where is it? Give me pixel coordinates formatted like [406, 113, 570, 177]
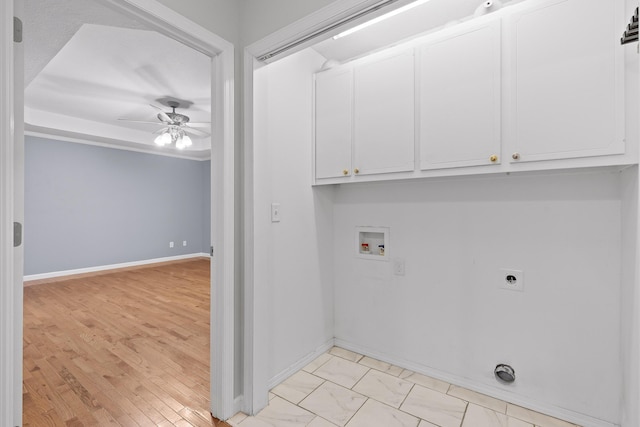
[268, 338, 335, 390]
[23, 253, 210, 283]
[333, 339, 618, 427]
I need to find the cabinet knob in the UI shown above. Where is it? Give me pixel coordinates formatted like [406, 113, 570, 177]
[342, 169, 349, 175]
[490, 155, 498, 163]
[512, 153, 520, 161]
[354, 168, 360, 174]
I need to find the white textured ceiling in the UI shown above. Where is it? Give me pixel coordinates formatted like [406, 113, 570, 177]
[23, 0, 147, 86]
[24, 0, 212, 159]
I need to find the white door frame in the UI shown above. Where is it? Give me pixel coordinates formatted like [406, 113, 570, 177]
[0, 2, 19, 425]
[0, 0, 236, 424]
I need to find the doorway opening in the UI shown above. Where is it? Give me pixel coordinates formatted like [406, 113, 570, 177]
[3, 0, 236, 424]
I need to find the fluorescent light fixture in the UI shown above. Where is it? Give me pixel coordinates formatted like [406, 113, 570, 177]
[333, 0, 432, 40]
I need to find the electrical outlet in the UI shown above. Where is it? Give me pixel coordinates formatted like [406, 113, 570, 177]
[183, 240, 187, 247]
[169, 241, 174, 248]
[499, 268, 524, 292]
[393, 258, 405, 276]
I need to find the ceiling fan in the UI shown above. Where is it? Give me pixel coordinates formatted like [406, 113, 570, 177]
[119, 101, 210, 150]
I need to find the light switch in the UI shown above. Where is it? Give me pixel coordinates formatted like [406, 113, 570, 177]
[271, 203, 281, 222]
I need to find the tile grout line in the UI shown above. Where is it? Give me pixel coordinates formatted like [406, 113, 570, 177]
[307, 355, 336, 374]
[445, 383, 453, 395]
[397, 382, 416, 411]
[457, 400, 470, 427]
[296, 376, 326, 407]
[341, 396, 369, 427]
[349, 367, 371, 391]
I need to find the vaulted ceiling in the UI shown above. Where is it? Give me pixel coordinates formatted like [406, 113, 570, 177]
[24, 0, 212, 159]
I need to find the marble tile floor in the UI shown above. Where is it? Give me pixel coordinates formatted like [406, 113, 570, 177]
[228, 347, 582, 427]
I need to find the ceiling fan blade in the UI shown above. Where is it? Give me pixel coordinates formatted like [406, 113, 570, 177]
[118, 118, 165, 125]
[184, 126, 209, 137]
[158, 112, 173, 124]
[149, 104, 173, 123]
[186, 122, 211, 127]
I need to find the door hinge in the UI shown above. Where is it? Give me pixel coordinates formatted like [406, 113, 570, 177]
[210, 246, 214, 257]
[13, 17, 23, 43]
[13, 222, 22, 247]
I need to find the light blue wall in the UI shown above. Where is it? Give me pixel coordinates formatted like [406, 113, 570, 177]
[24, 136, 211, 275]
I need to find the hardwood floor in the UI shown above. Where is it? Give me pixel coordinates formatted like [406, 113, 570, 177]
[23, 258, 231, 427]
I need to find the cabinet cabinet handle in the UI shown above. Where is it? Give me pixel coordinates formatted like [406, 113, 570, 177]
[354, 168, 360, 174]
[490, 155, 498, 163]
[342, 169, 349, 175]
[512, 153, 520, 160]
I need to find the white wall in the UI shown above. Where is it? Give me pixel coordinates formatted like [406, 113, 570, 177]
[253, 49, 335, 384]
[333, 171, 623, 426]
[620, 1, 640, 423]
[621, 167, 639, 427]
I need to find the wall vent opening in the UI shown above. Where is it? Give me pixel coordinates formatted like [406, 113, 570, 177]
[494, 364, 516, 383]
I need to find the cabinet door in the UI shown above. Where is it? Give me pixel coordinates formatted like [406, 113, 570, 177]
[507, 0, 624, 163]
[419, 21, 501, 170]
[315, 68, 352, 180]
[353, 50, 415, 175]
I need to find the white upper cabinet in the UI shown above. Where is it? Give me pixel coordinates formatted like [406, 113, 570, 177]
[419, 20, 502, 170]
[506, 0, 624, 163]
[353, 50, 415, 176]
[312, 0, 631, 185]
[314, 68, 353, 179]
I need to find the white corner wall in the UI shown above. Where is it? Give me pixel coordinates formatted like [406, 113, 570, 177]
[621, 166, 639, 427]
[333, 171, 623, 426]
[253, 49, 335, 385]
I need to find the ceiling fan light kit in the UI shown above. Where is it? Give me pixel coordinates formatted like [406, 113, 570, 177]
[120, 100, 208, 150]
[154, 126, 193, 149]
[177, 134, 193, 149]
